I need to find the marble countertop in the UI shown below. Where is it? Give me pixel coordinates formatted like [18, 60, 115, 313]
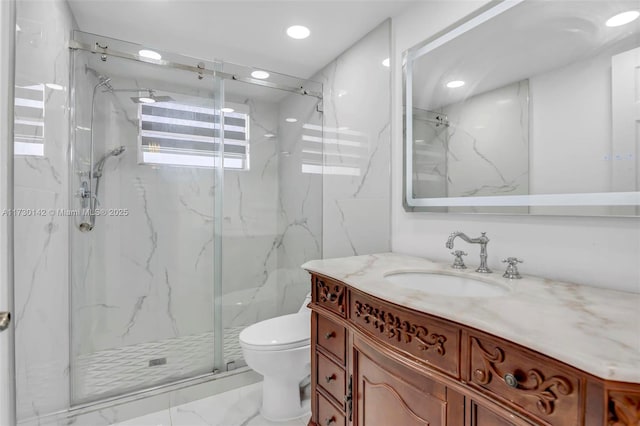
[302, 252, 640, 383]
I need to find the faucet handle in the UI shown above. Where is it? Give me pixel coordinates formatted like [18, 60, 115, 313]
[501, 257, 523, 279]
[451, 250, 467, 269]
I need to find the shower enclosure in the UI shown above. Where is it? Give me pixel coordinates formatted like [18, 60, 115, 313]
[12, 27, 322, 417]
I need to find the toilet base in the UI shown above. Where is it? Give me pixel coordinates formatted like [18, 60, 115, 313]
[260, 376, 311, 422]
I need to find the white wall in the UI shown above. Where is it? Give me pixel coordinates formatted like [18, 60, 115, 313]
[391, 1, 640, 293]
[528, 35, 639, 216]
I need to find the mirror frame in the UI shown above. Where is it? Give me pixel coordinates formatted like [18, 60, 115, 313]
[403, 0, 640, 216]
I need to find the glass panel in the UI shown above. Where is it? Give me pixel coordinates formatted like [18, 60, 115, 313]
[69, 32, 221, 403]
[219, 63, 323, 369]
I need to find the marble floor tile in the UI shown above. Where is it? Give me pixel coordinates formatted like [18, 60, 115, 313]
[115, 408, 173, 426]
[111, 382, 310, 426]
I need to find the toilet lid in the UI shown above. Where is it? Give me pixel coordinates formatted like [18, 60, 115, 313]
[239, 313, 310, 351]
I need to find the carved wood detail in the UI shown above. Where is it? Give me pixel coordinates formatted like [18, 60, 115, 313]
[354, 300, 447, 356]
[316, 278, 346, 314]
[471, 337, 573, 416]
[608, 391, 640, 426]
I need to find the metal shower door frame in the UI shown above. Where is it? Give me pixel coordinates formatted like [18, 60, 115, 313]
[0, 0, 17, 424]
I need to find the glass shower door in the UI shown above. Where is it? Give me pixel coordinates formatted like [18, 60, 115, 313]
[69, 32, 224, 403]
[217, 63, 324, 370]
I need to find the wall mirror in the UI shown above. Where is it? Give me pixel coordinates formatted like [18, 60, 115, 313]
[403, 0, 640, 215]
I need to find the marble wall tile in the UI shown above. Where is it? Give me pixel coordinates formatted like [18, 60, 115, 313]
[443, 80, 529, 214]
[444, 82, 529, 192]
[13, 0, 75, 420]
[315, 21, 391, 259]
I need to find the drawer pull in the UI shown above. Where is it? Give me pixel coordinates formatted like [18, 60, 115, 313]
[325, 416, 336, 425]
[504, 373, 518, 388]
[325, 373, 336, 383]
[324, 331, 336, 340]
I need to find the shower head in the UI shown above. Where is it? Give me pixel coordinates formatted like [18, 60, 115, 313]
[130, 90, 174, 104]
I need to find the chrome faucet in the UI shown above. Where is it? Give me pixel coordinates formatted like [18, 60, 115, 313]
[445, 231, 492, 273]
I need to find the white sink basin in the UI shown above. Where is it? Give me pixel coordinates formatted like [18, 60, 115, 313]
[384, 272, 508, 298]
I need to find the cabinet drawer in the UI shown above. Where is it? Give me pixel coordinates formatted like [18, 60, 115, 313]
[317, 392, 346, 426]
[468, 334, 581, 426]
[313, 274, 347, 317]
[316, 314, 346, 363]
[350, 290, 461, 378]
[317, 352, 346, 405]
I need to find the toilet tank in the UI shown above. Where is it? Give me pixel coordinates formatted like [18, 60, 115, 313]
[298, 292, 312, 313]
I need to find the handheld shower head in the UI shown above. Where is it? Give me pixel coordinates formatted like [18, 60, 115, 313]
[110, 145, 126, 157]
[93, 146, 126, 176]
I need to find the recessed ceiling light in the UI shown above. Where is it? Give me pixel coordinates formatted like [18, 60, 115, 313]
[446, 80, 465, 88]
[138, 49, 162, 60]
[221, 107, 234, 113]
[285, 118, 298, 123]
[15, 24, 21, 32]
[606, 10, 640, 27]
[138, 97, 156, 104]
[45, 83, 64, 91]
[287, 25, 310, 39]
[251, 70, 270, 79]
[382, 58, 390, 67]
[264, 133, 276, 138]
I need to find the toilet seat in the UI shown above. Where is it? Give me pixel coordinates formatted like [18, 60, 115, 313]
[239, 313, 310, 351]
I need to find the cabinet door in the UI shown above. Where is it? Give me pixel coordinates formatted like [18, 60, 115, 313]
[469, 400, 534, 426]
[353, 338, 449, 426]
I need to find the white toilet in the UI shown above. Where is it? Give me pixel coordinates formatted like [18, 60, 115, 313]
[239, 293, 312, 421]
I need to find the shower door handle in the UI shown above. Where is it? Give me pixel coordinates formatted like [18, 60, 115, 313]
[0, 312, 10, 332]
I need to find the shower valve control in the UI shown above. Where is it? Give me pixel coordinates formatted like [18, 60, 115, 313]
[79, 181, 91, 199]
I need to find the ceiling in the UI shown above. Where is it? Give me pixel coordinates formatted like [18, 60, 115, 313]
[67, 0, 413, 79]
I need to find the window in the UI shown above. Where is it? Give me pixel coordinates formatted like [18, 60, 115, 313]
[14, 83, 45, 156]
[139, 101, 250, 170]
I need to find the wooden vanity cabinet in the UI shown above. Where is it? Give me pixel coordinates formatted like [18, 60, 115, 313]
[307, 273, 640, 426]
